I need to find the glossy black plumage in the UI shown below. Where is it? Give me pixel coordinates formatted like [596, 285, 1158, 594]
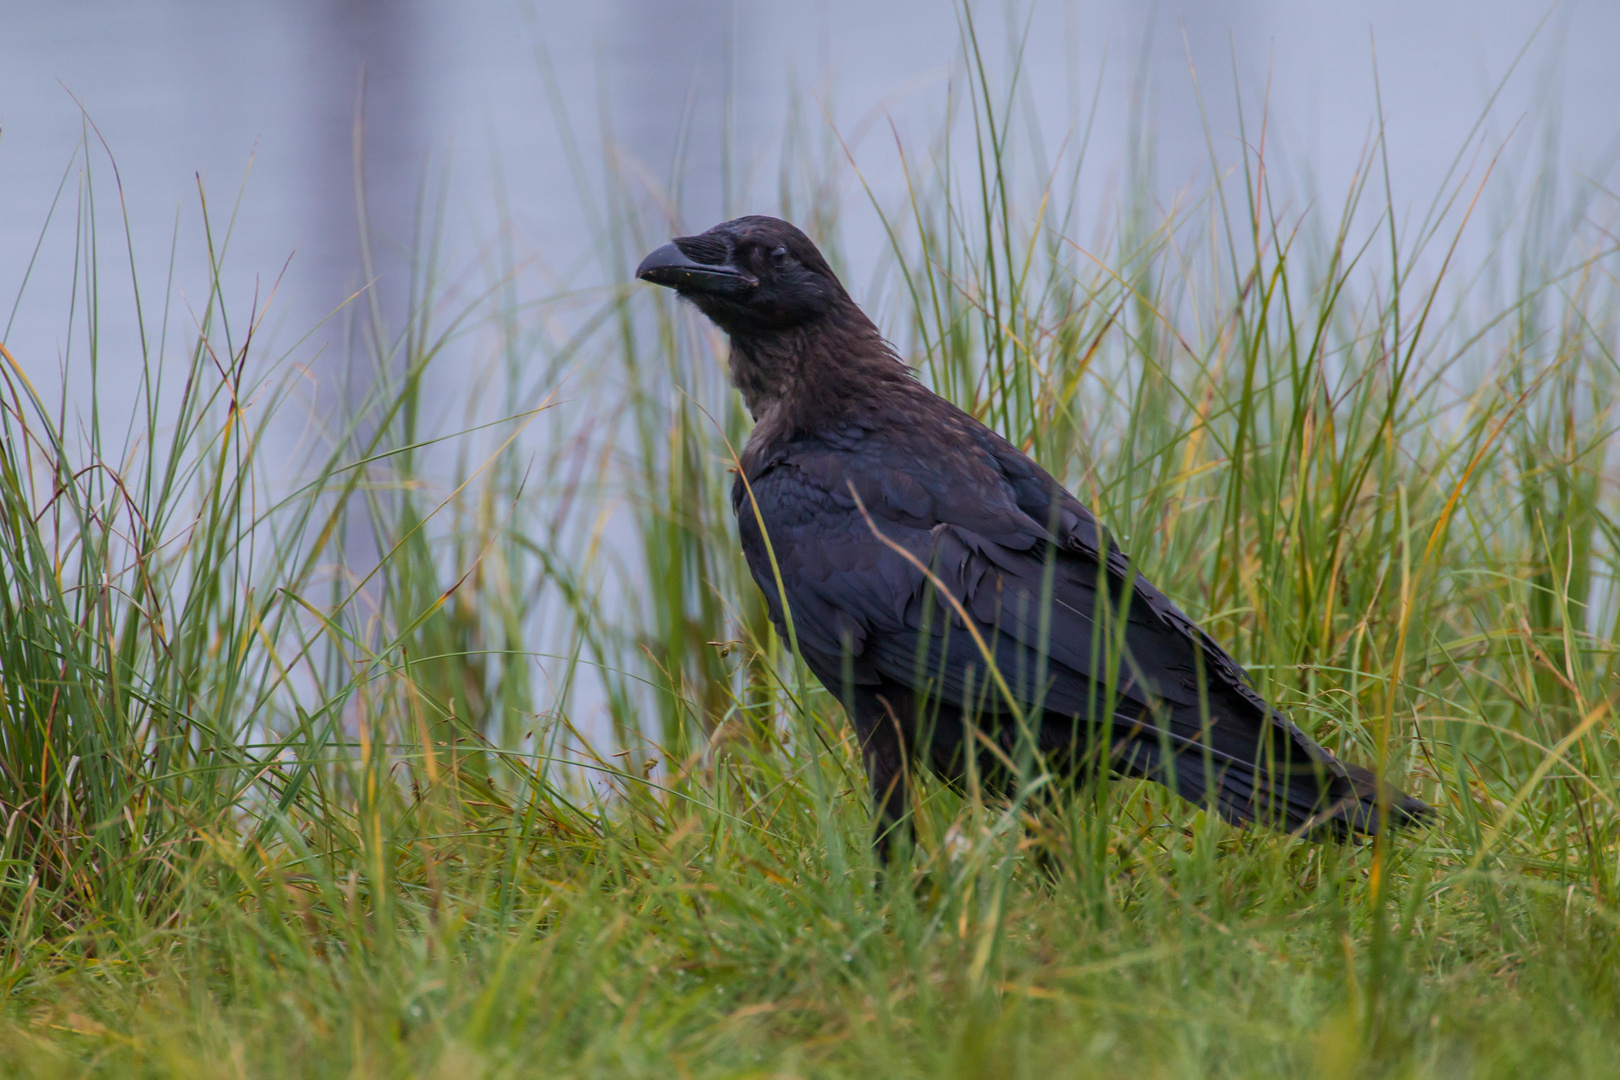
[638, 215, 1431, 856]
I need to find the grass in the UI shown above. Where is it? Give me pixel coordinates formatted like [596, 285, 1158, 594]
[3, 12, 1620, 1076]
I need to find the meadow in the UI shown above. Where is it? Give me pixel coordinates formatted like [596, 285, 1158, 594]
[3, 19, 1620, 1077]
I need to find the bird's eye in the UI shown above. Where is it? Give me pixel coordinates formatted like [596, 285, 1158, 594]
[770, 246, 790, 268]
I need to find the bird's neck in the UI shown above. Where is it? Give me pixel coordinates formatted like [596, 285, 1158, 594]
[728, 308, 911, 434]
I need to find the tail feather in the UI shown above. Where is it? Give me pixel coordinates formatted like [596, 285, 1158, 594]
[1307, 758, 1434, 836]
[1113, 722, 1433, 838]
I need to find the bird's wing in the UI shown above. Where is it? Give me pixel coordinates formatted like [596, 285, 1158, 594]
[733, 429, 1188, 711]
[970, 425, 1337, 751]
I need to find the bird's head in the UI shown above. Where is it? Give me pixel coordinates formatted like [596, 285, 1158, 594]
[635, 215, 849, 338]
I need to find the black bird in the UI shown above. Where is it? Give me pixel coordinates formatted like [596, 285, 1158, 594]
[637, 215, 1431, 857]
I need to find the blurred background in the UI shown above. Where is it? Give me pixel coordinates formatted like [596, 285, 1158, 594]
[3, 0, 1616, 418]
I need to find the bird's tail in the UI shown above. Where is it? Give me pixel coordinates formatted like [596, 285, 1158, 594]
[1293, 757, 1434, 837]
[1113, 720, 1433, 838]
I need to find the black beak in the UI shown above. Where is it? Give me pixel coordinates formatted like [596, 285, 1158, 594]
[635, 242, 755, 295]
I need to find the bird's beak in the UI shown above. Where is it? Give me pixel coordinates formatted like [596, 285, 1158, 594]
[635, 242, 755, 295]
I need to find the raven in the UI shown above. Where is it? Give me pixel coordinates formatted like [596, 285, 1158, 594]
[637, 215, 1431, 857]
